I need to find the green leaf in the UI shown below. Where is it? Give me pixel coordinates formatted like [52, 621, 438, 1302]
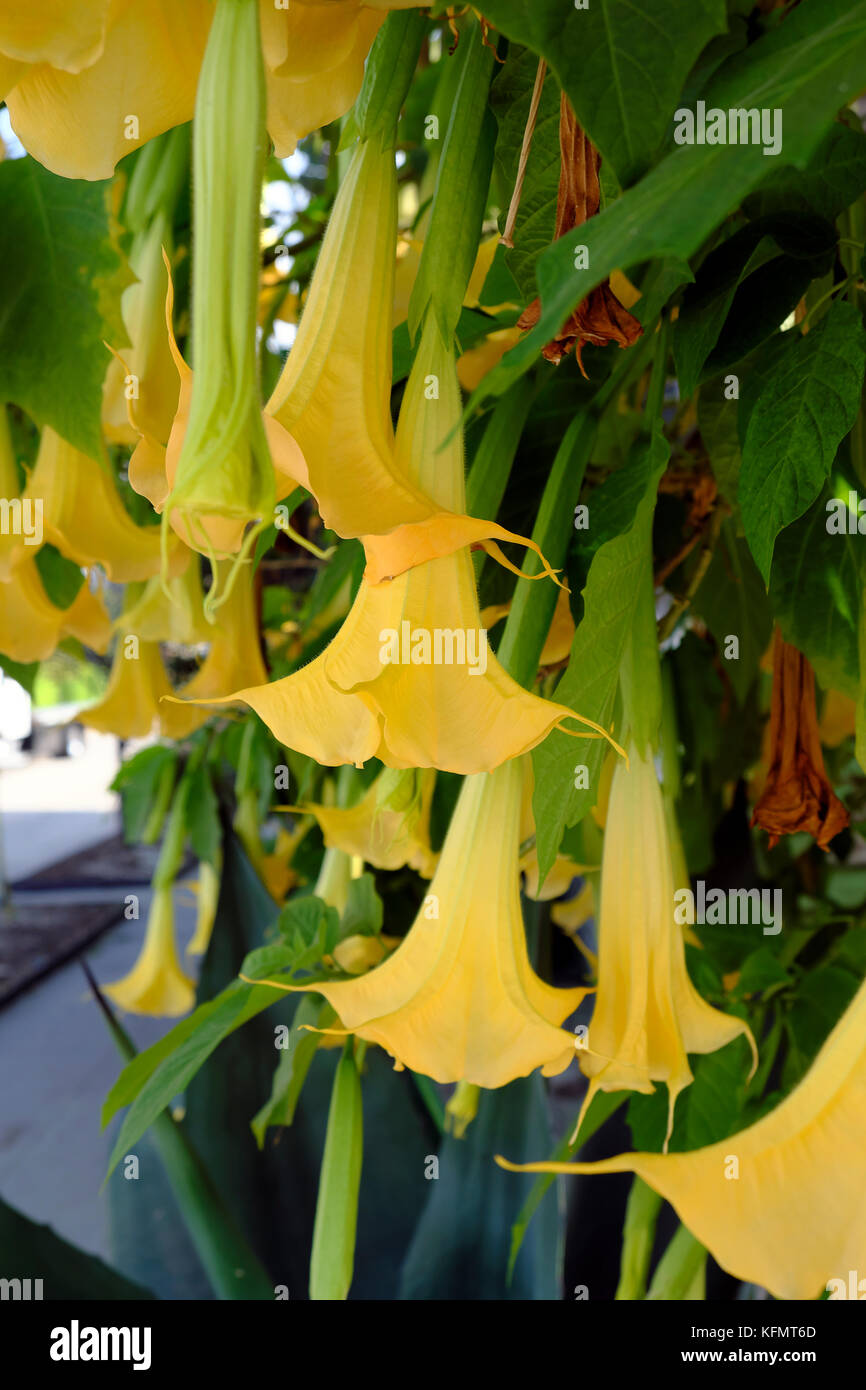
[408, 24, 495, 342]
[469, 0, 866, 405]
[0, 158, 131, 457]
[0, 1192, 154, 1300]
[102, 979, 285, 1178]
[400, 1075, 559, 1300]
[278, 894, 341, 957]
[691, 520, 772, 704]
[111, 744, 179, 846]
[697, 379, 741, 505]
[744, 119, 866, 223]
[251, 996, 335, 1146]
[770, 481, 860, 699]
[489, 44, 562, 300]
[481, 0, 727, 187]
[783, 964, 860, 1088]
[739, 300, 866, 582]
[735, 947, 791, 997]
[674, 213, 836, 399]
[34, 543, 85, 609]
[340, 873, 383, 938]
[531, 430, 669, 878]
[183, 760, 221, 866]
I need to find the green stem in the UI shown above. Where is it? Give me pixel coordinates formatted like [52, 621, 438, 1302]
[645, 1224, 707, 1300]
[497, 410, 597, 687]
[615, 1177, 662, 1300]
[87, 966, 273, 1300]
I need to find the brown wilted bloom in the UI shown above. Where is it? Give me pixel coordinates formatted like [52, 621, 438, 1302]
[518, 92, 642, 375]
[751, 630, 849, 850]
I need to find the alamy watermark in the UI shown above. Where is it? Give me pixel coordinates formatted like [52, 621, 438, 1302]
[379, 623, 488, 676]
[0, 496, 42, 546]
[674, 881, 782, 936]
[673, 100, 782, 157]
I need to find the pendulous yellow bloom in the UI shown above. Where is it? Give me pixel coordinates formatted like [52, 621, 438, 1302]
[575, 740, 756, 1146]
[256, 757, 588, 1088]
[498, 972, 866, 1301]
[24, 428, 172, 582]
[105, 883, 195, 1017]
[182, 317, 612, 773]
[302, 768, 438, 876]
[1, 0, 421, 181]
[174, 559, 270, 706]
[265, 134, 564, 587]
[118, 554, 211, 646]
[186, 854, 222, 957]
[0, 556, 111, 663]
[103, 210, 180, 448]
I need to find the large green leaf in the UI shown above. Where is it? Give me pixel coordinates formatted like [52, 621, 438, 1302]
[770, 480, 861, 699]
[481, 0, 727, 188]
[399, 1075, 559, 1300]
[532, 430, 669, 879]
[489, 44, 562, 301]
[0, 1193, 154, 1300]
[673, 212, 837, 400]
[692, 520, 773, 704]
[470, 0, 866, 405]
[739, 300, 866, 582]
[0, 157, 130, 456]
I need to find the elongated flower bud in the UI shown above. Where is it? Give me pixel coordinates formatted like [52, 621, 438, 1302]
[162, 0, 274, 617]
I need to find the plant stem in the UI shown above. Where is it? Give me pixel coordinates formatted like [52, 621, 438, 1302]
[615, 1177, 663, 1299]
[645, 1223, 707, 1300]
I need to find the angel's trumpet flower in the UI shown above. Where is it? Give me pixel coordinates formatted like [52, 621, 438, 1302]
[0, 556, 111, 663]
[105, 783, 194, 1016]
[265, 138, 565, 587]
[186, 854, 222, 957]
[156, 0, 279, 613]
[256, 757, 588, 1087]
[751, 630, 849, 849]
[182, 320, 614, 773]
[575, 740, 756, 1147]
[1, 0, 419, 181]
[177, 560, 269, 702]
[119, 556, 211, 647]
[24, 428, 171, 582]
[79, 634, 172, 740]
[103, 210, 180, 447]
[80, 618, 198, 741]
[104, 882, 195, 1017]
[498, 971, 866, 1302]
[303, 767, 437, 876]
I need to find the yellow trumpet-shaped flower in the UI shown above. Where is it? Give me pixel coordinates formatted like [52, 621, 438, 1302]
[126, 255, 305, 565]
[103, 211, 180, 447]
[256, 757, 589, 1088]
[1, 0, 419, 181]
[79, 630, 196, 741]
[105, 884, 195, 1017]
[498, 972, 866, 1301]
[183, 319, 611, 773]
[169, 558, 269, 710]
[186, 854, 222, 957]
[304, 767, 438, 876]
[0, 555, 111, 663]
[24, 428, 173, 582]
[118, 554, 211, 646]
[575, 741, 756, 1146]
[265, 140, 564, 587]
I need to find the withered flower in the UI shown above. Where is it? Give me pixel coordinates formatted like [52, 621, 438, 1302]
[752, 630, 849, 850]
[517, 93, 642, 374]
